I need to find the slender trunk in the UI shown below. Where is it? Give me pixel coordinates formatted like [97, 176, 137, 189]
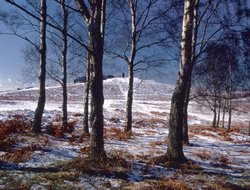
[166, 0, 194, 162]
[125, 0, 136, 132]
[212, 107, 217, 128]
[83, 56, 90, 134]
[89, 63, 94, 129]
[248, 122, 250, 136]
[125, 63, 134, 132]
[61, 0, 68, 127]
[62, 82, 68, 125]
[183, 80, 190, 145]
[216, 98, 221, 128]
[228, 100, 232, 131]
[227, 52, 232, 131]
[222, 100, 226, 128]
[32, 0, 47, 134]
[182, 0, 199, 145]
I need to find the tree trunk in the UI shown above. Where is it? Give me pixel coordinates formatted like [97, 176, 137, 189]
[83, 55, 90, 134]
[167, 78, 188, 162]
[76, 0, 106, 159]
[88, 43, 105, 159]
[183, 80, 190, 145]
[212, 107, 217, 128]
[182, 0, 199, 145]
[222, 100, 226, 128]
[90, 0, 106, 159]
[166, 0, 194, 162]
[61, 0, 68, 128]
[32, 0, 47, 134]
[125, 63, 134, 132]
[228, 101, 232, 131]
[62, 82, 68, 126]
[227, 52, 232, 131]
[216, 98, 221, 128]
[125, 0, 136, 132]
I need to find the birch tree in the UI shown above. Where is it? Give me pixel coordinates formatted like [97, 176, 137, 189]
[76, 0, 107, 159]
[110, 0, 170, 132]
[182, 0, 248, 144]
[32, 0, 47, 133]
[165, 0, 195, 162]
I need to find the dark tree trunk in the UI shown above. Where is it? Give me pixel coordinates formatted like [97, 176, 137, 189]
[61, 0, 68, 127]
[166, 0, 194, 162]
[83, 56, 90, 134]
[228, 106, 232, 131]
[88, 34, 105, 159]
[183, 80, 191, 145]
[182, 0, 199, 145]
[216, 98, 221, 128]
[62, 82, 68, 126]
[222, 100, 226, 128]
[125, 63, 134, 132]
[167, 77, 189, 162]
[227, 57, 232, 131]
[76, 0, 107, 159]
[212, 107, 217, 128]
[32, 0, 47, 134]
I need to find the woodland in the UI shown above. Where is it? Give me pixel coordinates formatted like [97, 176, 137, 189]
[0, 0, 250, 189]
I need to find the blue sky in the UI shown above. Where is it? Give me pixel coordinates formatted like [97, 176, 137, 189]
[0, 2, 28, 91]
[0, 33, 27, 90]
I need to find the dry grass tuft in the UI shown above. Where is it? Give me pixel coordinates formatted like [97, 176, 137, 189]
[148, 139, 166, 148]
[109, 149, 135, 161]
[123, 178, 192, 190]
[1, 145, 38, 163]
[63, 155, 129, 179]
[195, 149, 211, 160]
[63, 120, 77, 133]
[218, 132, 234, 142]
[150, 111, 168, 117]
[149, 178, 192, 190]
[104, 127, 132, 141]
[80, 146, 91, 154]
[47, 120, 77, 138]
[0, 117, 31, 150]
[134, 117, 167, 128]
[203, 180, 248, 190]
[218, 154, 229, 166]
[49, 124, 64, 138]
[210, 153, 230, 167]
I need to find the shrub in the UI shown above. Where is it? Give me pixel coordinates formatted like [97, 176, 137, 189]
[1, 145, 36, 163]
[104, 127, 132, 141]
[0, 117, 31, 150]
[46, 120, 77, 138]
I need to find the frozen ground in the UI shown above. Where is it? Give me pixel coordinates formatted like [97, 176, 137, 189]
[0, 78, 249, 189]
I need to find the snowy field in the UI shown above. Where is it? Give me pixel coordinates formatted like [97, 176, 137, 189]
[0, 78, 249, 189]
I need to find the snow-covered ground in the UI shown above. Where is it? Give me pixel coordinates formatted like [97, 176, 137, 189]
[0, 78, 249, 189]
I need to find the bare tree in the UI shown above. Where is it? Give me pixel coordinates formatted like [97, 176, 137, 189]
[194, 35, 240, 129]
[46, 0, 74, 128]
[32, 0, 47, 133]
[182, 0, 248, 143]
[76, 0, 107, 159]
[82, 55, 90, 134]
[109, 0, 170, 132]
[165, 0, 195, 162]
